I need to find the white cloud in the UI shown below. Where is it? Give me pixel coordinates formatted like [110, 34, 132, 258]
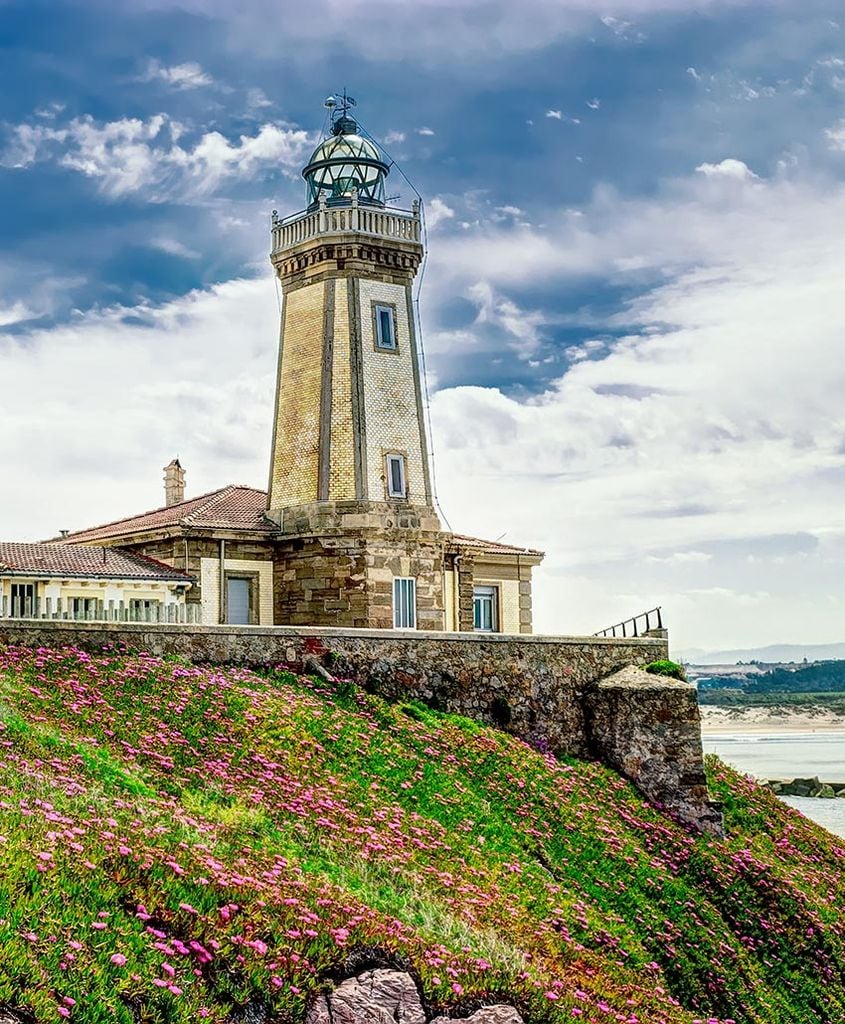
[246, 87, 274, 110]
[647, 551, 712, 565]
[695, 157, 759, 179]
[383, 130, 406, 145]
[149, 237, 201, 259]
[422, 166, 845, 646]
[825, 118, 845, 150]
[0, 301, 37, 327]
[465, 282, 546, 358]
[416, 127, 435, 136]
[0, 278, 278, 541]
[586, 98, 601, 110]
[128, 0, 788, 63]
[1, 113, 313, 200]
[545, 109, 580, 124]
[600, 14, 645, 42]
[33, 102, 66, 119]
[139, 58, 214, 89]
[425, 196, 455, 230]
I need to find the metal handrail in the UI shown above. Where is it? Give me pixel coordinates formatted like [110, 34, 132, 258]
[594, 606, 663, 638]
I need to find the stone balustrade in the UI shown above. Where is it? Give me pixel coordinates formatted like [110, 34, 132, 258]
[271, 200, 421, 253]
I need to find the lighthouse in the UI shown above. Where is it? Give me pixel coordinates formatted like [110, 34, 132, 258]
[267, 94, 445, 629]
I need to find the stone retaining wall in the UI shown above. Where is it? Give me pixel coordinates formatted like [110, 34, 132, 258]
[0, 621, 722, 833]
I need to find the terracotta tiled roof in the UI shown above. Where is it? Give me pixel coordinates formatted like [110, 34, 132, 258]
[54, 482, 543, 559]
[449, 533, 544, 558]
[0, 542, 192, 581]
[57, 486, 275, 543]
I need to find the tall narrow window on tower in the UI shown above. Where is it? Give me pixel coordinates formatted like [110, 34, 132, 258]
[386, 453, 406, 498]
[374, 304, 397, 350]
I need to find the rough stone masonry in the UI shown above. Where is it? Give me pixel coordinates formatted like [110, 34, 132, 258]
[0, 621, 723, 834]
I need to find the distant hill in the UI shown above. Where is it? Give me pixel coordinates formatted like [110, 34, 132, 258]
[744, 660, 845, 694]
[695, 659, 845, 705]
[678, 641, 845, 665]
[1, 644, 844, 1023]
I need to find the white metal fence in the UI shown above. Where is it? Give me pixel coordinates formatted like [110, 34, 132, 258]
[0, 595, 202, 624]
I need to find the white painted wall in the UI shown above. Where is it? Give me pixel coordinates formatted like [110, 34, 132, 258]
[199, 557, 274, 625]
[0, 577, 186, 617]
[443, 568, 456, 632]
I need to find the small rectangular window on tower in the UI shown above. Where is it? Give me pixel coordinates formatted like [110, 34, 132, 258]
[386, 453, 406, 498]
[375, 304, 397, 350]
[393, 577, 417, 629]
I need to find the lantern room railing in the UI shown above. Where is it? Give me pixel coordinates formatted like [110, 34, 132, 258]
[271, 196, 421, 254]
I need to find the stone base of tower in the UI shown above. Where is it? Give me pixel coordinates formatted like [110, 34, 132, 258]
[269, 501, 445, 630]
[269, 500, 441, 537]
[272, 531, 446, 630]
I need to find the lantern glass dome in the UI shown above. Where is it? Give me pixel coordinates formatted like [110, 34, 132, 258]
[303, 115, 389, 208]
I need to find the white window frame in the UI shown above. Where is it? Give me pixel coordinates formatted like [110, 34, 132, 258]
[374, 304, 397, 350]
[473, 585, 499, 633]
[393, 577, 417, 630]
[385, 453, 407, 499]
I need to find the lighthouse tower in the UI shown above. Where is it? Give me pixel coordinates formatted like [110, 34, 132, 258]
[267, 95, 445, 629]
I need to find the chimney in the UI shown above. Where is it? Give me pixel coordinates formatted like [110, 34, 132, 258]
[164, 459, 186, 507]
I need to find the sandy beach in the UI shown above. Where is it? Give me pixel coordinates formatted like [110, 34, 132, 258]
[700, 705, 845, 735]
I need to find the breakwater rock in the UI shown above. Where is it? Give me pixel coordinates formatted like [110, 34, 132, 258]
[766, 777, 845, 798]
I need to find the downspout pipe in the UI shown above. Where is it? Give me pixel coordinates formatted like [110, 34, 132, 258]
[219, 538, 226, 624]
[453, 553, 461, 633]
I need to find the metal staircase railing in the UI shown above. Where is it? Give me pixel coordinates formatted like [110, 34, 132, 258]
[594, 606, 663, 638]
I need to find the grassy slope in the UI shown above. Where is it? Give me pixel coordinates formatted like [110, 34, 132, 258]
[0, 646, 843, 1024]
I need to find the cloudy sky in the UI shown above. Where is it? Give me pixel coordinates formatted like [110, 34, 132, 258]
[2, 0, 845, 653]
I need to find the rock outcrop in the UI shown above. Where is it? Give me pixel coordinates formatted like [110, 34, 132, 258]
[431, 1010, 523, 1024]
[305, 968, 523, 1024]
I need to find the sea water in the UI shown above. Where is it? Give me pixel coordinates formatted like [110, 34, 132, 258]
[702, 731, 845, 839]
